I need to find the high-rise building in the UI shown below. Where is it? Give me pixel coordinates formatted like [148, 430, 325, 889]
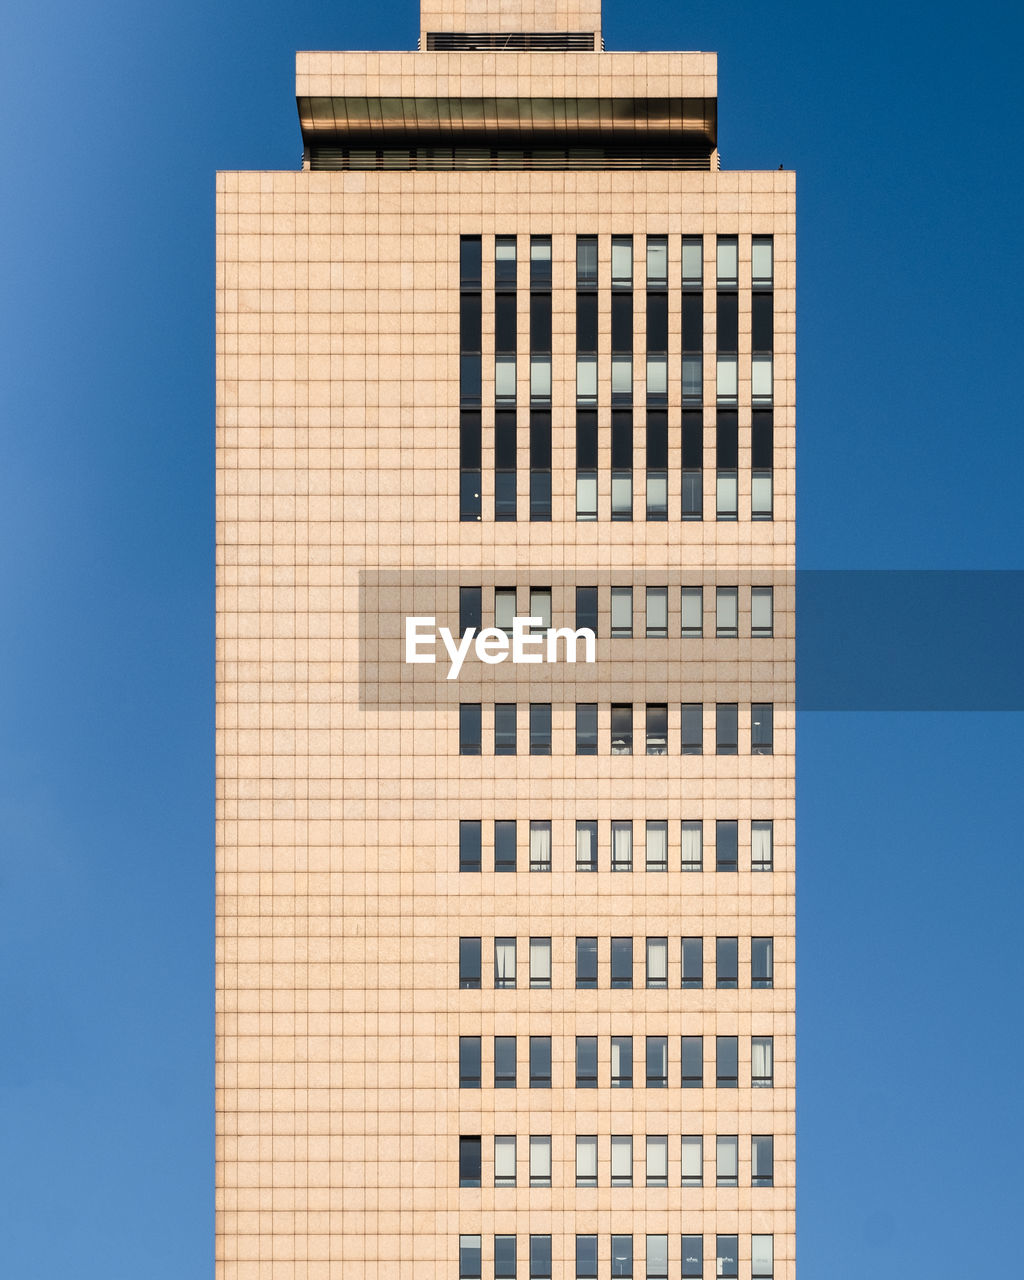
[216, 2, 794, 1276]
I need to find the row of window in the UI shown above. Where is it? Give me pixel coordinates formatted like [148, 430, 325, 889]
[459, 936, 774, 991]
[460, 703, 774, 757]
[458, 1034, 774, 1090]
[457, 584, 776, 638]
[459, 1133, 775, 1190]
[459, 819, 775, 873]
[459, 1232, 775, 1279]
[462, 409, 775, 524]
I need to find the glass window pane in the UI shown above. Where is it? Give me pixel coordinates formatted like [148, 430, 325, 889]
[752, 702, 774, 755]
[716, 1135, 738, 1185]
[647, 354, 668, 396]
[752, 820, 774, 871]
[459, 937, 481, 988]
[646, 237, 668, 286]
[752, 1235, 774, 1279]
[716, 355, 737, 401]
[681, 1234, 703, 1279]
[460, 1234, 482, 1279]
[530, 355, 552, 401]
[612, 238, 633, 287]
[681, 1035, 703, 1087]
[459, 703, 481, 755]
[530, 701, 552, 755]
[529, 821, 551, 871]
[752, 1036, 774, 1087]
[681, 703, 703, 754]
[646, 1234, 668, 1279]
[716, 818, 738, 870]
[529, 1135, 552, 1186]
[576, 1135, 598, 1185]
[681, 820, 703, 871]
[716, 1235, 738, 1280]
[495, 819, 516, 872]
[577, 237, 598, 287]
[576, 354, 597, 402]
[716, 936, 738, 988]
[681, 1135, 703, 1186]
[576, 820, 598, 871]
[752, 470, 774, 518]
[577, 1234, 599, 1278]
[681, 936, 704, 988]
[646, 1135, 668, 1185]
[681, 353, 702, 401]
[681, 586, 703, 637]
[752, 237, 774, 286]
[495, 354, 517, 402]
[646, 937, 668, 987]
[681, 237, 703, 286]
[611, 820, 633, 871]
[495, 1235, 517, 1278]
[716, 586, 738, 636]
[646, 820, 668, 871]
[751, 586, 774, 637]
[752, 1135, 774, 1186]
[494, 937, 517, 988]
[495, 1135, 517, 1186]
[716, 705, 738, 757]
[646, 470, 668, 518]
[646, 587, 668, 636]
[530, 937, 552, 987]
[752, 353, 773, 403]
[611, 355, 633, 396]
[716, 238, 738, 286]
[611, 587, 633, 636]
[460, 819, 482, 872]
[611, 1134, 633, 1185]
[611, 470, 633, 518]
[752, 936, 774, 988]
[576, 471, 598, 520]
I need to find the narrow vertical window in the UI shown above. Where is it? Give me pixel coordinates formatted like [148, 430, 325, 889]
[752, 1135, 775, 1187]
[681, 703, 703, 755]
[681, 586, 703, 637]
[459, 703, 482, 755]
[576, 1137, 598, 1188]
[458, 1136, 481, 1187]
[459, 586, 481, 635]
[494, 937, 516, 988]
[752, 1236, 775, 1280]
[529, 937, 552, 989]
[529, 1035, 551, 1088]
[529, 702, 552, 755]
[715, 586, 738, 637]
[575, 936, 598, 989]
[494, 819, 516, 872]
[529, 820, 552, 872]
[529, 1135, 552, 1187]
[494, 703, 517, 755]
[495, 586, 516, 635]
[681, 1235, 703, 1280]
[715, 936, 738, 989]
[715, 702, 739, 755]
[611, 586, 633, 636]
[530, 1235, 552, 1280]
[681, 819, 703, 871]
[646, 1235, 668, 1280]
[459, 819, 481, 872]
[645, 703, 668, 755]
[646, 1135, 669, 1187]
[751, 819, 774, 871]
[752, 1035, 775, 1087]
[529, 236, 552, 519]
[459, 237, 482, 521]
[610, 936, 633, 988]
[752, 702, 774, 755]
[611, 1134, 633, 1186]
[716, 1135, 738, 1187]
[715, 819, 738, 872]
[752, 937, 774, 989]
[645, 587, 668, 637]
[460, 1234, 482, 1280]
[716, 1237, 739, 1280]
[681, 937, 704, 988]
[751, 585, 774, 637]
[575, 585, 599, 633]
[576, 820, 598, 871]
[611, 237, 634, 519]
[459, 1036, 481, 1087]
[494, 1035, 516, 1088]
[611, 1235, 633, 1279]
[681, 1034, 703, 1087]
[715, 236, 738, 405]
[494, 1136, 517, 1187]
[611, 703, 633, 755]
[576, 1234, 599, 1278]
[646, 409, 669, 519]
[681, 1135, 703, 1187]
[576, 237, 598, 518]
[645, 820, 668, 871]
[716, 409, 738, 520]
[576, 1035, 598, 1087]
[752, 407, 774, 519]
[576, 703, 598, 754]
[646, 237, 668, 518]
[495, 1236, 517, 1278]
[752, 234, 774, 407]
[610, 1035, 633, 1087]
[681, 408, 703, 519]
[459, 937, 481, 989]
[716, 1035, 739, 1088]
[646, 1035, 668, 1087]
[681, 235, 703, 406]
[611, 410, 633, 520]
[611, 819, 633, 871]
[494, 236, 517, 517]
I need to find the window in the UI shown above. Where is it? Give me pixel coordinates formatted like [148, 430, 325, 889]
[576, 820, 597, 871]
[752, 1135, 774, 1187]
[645, 820, 668, 871]
[716, 1135, 738, 1187]
[612, 237, 634, 288]
[460, 1234, 482, 1280]
[529, 1135, 552, 1187]
[495, 587, 517, 635]
[530, 937, 552, 989]
[752, 586, 774, 638]
[529, 1036, 551, 1088]
[576, 1135, 598, 1188]
[611, 820, 633, 871]
[681, 819, 703, 871]
[460, 819, 481, 871]
[495, 819, 517, 872]
[459, 1135, 481, 1187]
[646, 937, 668, 989]
[646, 1235, 668, 1280]
[529, 821, 552, 872]
[529, 588, 552, 632]
[611, 1035, 633, 1088]
[681, 1034, 703, 1088]
[716, 1236, 738, 1280]
[681, 937, 703, 989]
[576, 1235, 599, 1280]
[495, 409, 516, 521]
[716, 819, 738, 872]
[681, 703, 703, 755]
[716, 937, 738, 989]
[577, 236, 598, 287]
[611, 1134, 633, 1186]
[495, 1135, 517, 1187]
[576, 585, 598, 634]
[715, 703, 738, 755]
[494, 703, 517, 755]
[459, 937, 481, 989]
[611, 704, 633, 755]
[645, 587, 668, 637]
[611, 586, 633, 637]
[716, 1035, 738, 1088]
[752, 820, 774, 871]
[752, 353, 773, 405]
[459, 586, 482, 635]
[681, 1135, 703, 1187]
[530, 1235, 552, 1280]
[681, 586, 703, 637]
[611, 937, 633, 988]
[681, 411, 703, 516]
[494, 937, 516, 988]
[715, 586, 738, 638]
[576, 1035, 598, 1088]
[576, 937, 598, 989]
[611, 1234, 633, 1279]
[752, 937, 774, 989]
[529, 703, 552, 755]
[716, 465, 738, 518]
[682, 235, 703, 285]
[495, 1235, 517, 1279]
[752, 236, 774, 286]
[646, 1135, 668, 1187]
[646, 1035, 668, 1088]
[752, 1036, 775, 1088]
[752, 703, 774, 755]
[459, 1036, 481, 1088]
[681, 1234, 703, 1279]
[459, 704, 481, 755]
[716, 237, 738, 287]
[575, 703, 598, 756]
[752, 1236, 774, 1280]
[646, 704, 668, 755]
[494, 1036, 517, 1089]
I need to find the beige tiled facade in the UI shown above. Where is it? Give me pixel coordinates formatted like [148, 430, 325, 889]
[217, 3, 794, 1277]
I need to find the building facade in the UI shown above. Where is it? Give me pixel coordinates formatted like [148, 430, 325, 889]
[216, 2, 794, 1276]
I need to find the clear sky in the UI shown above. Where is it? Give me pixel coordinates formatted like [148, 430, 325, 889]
[1, 1, 1021, 1275]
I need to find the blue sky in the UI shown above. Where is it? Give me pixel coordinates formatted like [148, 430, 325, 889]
[1, 1, 1021, 1275]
